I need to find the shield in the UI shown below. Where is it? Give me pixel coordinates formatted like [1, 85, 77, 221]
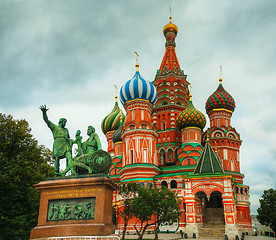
[88, 150, 112, 173]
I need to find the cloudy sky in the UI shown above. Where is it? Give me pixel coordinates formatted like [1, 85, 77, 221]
[1, 0, 275, 214]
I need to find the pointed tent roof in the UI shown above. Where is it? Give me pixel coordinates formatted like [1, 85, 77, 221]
[194, 140, 224, 174]
[159, 46, 182, 75]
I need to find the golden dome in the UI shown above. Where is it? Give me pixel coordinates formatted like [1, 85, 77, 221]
[163, 17, 178, 35]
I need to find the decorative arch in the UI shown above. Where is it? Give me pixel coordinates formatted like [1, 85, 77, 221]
[175, 101, 184, 106]
[192, 182, 224, 196]
[227, 131, 239, 139]
[212, 129, 225, 138]
[159, 100, 169, 106]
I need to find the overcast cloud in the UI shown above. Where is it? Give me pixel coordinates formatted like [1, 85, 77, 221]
[0, 0, 275, 214]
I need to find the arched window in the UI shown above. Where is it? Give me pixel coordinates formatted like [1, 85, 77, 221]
[182, 181, 185, 189]
[170, 180, 177, 189]
[160, 149, 165, 164]
[168, 149, 173, 159]
[162, 122, 166, 130]
[161, 181, 168, 188]
[175, 149, 178, 160]
[130, 150, 134, 164]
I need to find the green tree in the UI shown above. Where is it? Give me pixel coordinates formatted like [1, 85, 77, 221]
[257, 188, 276, 232]
[118, 183, 140, 240]
[132, 186, 181, 240]
[0, 113, 55, 240]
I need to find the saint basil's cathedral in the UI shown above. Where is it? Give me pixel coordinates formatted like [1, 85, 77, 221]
[101, 17, 253, 238]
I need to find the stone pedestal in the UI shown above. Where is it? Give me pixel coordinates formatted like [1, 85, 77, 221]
[30, 176, 117, 239]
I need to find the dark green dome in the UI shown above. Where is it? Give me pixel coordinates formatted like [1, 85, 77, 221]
[176, 98, 206, 130]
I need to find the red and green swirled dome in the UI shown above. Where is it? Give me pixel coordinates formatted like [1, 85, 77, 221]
[176, 97, 206, 130]
[101, 100, 125, 135]
[205, 80, 236, 113]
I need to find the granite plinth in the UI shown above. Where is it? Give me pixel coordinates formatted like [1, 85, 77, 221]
[30, 176, 117, 239]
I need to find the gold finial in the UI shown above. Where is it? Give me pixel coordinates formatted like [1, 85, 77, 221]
[206, 131, 210, 142]
[169, 6, 172, 22]
[114, 85, 118, 102]
[134, 51, 139, 71]
[214, 140, 218, 153]
[219, 65, 222, 84]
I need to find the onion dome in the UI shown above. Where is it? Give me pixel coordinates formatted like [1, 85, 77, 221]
[163, 16, 178, 35]
[112, 117, 123, 143]
[205, 78, 236, 113]
[120, 68, 157, 106]
[101, 99, 125, 135]
[176, 95, 206, 130]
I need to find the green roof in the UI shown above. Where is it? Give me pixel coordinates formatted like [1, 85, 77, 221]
[194, 141, 224, 174]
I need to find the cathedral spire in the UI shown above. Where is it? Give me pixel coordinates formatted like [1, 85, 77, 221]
[159, 16, 182, 75]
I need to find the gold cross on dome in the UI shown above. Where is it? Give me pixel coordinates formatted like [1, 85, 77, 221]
[134, 51, 139, 71]
[114, 85, 118, 101]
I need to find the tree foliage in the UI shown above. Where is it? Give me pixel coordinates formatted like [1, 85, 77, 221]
[0, 113, 55, 240]
[257, 188, 276, 232]
[118, 183, 140, 240]
[132, 186, 182, 240]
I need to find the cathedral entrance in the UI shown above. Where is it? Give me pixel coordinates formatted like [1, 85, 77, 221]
[206, 191, 223, 208]
[199, 191, 225, 238]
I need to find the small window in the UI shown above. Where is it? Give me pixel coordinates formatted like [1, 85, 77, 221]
[162, 122, 166, 130]
[170, 180, 177, 189]
[168, 149, 173, 159]
[143, 149, 147, 163]
[182, 181, 185, 189]
[161, 181, 168, 188]
[130, 150, 134, 164]
[218, 119, 220, 127]
[160, 149, 165, 164]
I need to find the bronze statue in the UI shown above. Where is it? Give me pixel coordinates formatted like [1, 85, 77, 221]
[40, 105, 75, 176]
[82, 126, 101, 154]
[40, 105, 112, 176]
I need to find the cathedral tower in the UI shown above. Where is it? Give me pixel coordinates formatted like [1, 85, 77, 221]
[119, 62, 159, 182]
[152, 17, 190, 165]
[205, 77, 242, 182]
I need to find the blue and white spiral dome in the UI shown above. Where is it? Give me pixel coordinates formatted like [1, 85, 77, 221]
[120, 70, 157, 106]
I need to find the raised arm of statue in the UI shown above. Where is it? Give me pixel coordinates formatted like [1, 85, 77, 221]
[39, 105, 55, 130]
